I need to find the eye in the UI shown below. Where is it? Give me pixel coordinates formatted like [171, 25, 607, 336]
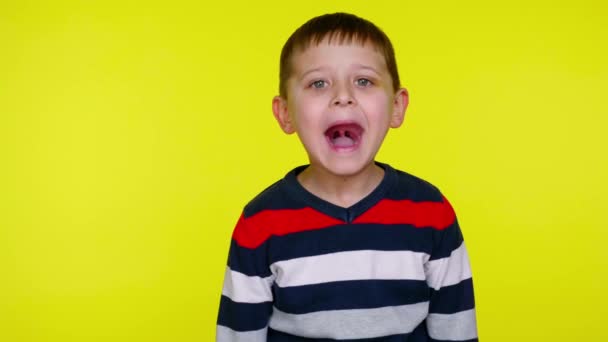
[310, 80, 327, 89]
[356, 78, 373, 87]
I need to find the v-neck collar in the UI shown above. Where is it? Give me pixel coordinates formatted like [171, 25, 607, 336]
[282, 162, 396, 223]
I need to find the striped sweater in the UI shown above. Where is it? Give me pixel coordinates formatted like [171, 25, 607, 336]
[217, 163, 478, 341]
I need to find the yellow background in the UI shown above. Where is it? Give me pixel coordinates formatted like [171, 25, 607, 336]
[1, 0, 606, 341]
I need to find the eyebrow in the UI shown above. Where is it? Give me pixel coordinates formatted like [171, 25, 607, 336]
[298, 67, 326, 81]
[297, 64, 383, 82]
[353, 64, 382, 76]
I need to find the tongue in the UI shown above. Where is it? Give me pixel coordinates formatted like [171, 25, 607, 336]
[332, 136, 356, 147]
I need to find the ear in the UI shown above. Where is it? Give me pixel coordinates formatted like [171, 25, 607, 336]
[272, 96, 295, 134]
[390, 88, 409, 128]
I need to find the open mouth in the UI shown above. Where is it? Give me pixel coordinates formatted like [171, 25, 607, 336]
[324, 123, 363, 149]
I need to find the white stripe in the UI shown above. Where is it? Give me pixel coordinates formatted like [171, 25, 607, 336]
[425, 242, 472, 290]
[269, 302, 429, 339]
[216, 325, 267, 342]
[221, 267, 274, 303]
[270, 250, 429, 287]
[427, 309, 478, 340]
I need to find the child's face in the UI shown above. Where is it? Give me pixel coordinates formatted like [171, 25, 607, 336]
[273, 39, 408, 178]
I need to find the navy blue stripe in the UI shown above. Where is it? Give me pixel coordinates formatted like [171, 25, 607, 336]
[273, 279, 430, 314]
[228, 220, 463, 275]
[229, 221, 461, 275]
[429, 220, 464, 260]
[227, 239, 272, 277]
[229, 222, 446, 274]
[268, 322, 430, 341]
[217, 295, 271, 331]
[267, 223, 436, 263]
[429, 278, 475, 314]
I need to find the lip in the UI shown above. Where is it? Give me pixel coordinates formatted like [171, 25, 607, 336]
[324, 121, 364, 152]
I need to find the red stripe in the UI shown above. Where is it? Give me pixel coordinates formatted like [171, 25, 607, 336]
[233, 207, 344, 249]
[233, 197, 456, 249]
[353, 196, 455, 229]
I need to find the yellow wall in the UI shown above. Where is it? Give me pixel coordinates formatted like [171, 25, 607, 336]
[1, 0, 606, 340]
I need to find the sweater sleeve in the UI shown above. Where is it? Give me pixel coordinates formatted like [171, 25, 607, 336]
[216, 213, 274, 342]
[424, 196, 478, 342]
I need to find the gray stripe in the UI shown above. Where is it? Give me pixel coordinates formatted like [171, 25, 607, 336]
[425, 242, 472, 290]
[269, 302, 429, 339]
[216, 325, 267, 342]
[427, 309, 478, 341]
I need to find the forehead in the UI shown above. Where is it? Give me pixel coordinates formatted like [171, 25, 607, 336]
[290, 40, 388, 74]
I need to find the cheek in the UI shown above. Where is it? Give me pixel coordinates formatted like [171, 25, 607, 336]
[361, 95, 392, 117]
[294, 102, 325, 125]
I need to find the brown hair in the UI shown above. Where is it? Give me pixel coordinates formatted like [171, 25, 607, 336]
[278, 12, 401, 98]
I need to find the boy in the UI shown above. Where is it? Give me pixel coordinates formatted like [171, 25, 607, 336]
[217, 12, 477, 341]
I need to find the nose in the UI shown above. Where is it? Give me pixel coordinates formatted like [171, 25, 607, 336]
[332, 82, 356, 106]
[333, 98, 354, 106]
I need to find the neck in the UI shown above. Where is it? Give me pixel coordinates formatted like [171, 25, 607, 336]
[297, 162, 384, 208]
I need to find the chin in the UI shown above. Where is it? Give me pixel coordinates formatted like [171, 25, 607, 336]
[319, 158, 376, 178]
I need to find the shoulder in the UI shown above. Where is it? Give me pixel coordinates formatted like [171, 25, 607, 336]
[386, 165, 445, 203]
[242, 179, 288, 216]
[242, 167, 305, 217]
[381, 164, 458, 232]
